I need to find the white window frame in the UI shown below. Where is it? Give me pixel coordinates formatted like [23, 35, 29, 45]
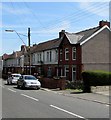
[55, 49, 58, 62]
[47, 51, 49, 62]
[72, 47, 76, 60]
[65, 48, 69, 60]
[72, 66, 76, 81]
[65, 66, 69, 80]
[50, 51, 52, 62]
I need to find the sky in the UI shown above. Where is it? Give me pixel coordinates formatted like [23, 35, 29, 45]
[1, 0, 110, 56]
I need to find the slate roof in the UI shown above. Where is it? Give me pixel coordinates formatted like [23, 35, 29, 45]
[76, 26, 100, 44]
[64, 26, 100, 44]
[30, 38, 62, 53]
[65, 32, 83, 44]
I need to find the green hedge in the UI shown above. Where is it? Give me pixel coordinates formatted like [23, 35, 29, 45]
[82, 71, 111, 92]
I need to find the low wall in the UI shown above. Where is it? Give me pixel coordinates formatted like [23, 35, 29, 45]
[38, 76, 66, 90]
[91, 86, 110, 92]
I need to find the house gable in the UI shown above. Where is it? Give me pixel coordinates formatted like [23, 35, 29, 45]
[80, 25, 111, 45]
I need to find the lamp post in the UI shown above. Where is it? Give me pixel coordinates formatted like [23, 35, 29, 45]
[5, 28, 31, 75]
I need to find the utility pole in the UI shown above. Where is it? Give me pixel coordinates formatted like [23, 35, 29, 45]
[28, 28, 31, 75]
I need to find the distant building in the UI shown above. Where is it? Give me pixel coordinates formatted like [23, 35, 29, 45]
[0, 56, 3, 78]
[2, 20, 110, 81]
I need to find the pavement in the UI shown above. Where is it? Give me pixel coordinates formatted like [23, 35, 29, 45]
[41, 88, 110, 106]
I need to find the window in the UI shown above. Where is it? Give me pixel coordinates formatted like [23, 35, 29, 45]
[72, 66, 76, 81]
[38, 53, 42, 62]
[60, 49, 62, 61]
[33, 54, 35, 63]
[55, 49, 58, 62]
[47, 52, 49, 62]
[65, 66, 69, 80]
[40, 53, 42, 61]
[50, 51, 52, 62]
[65, 48, 69, 60]
[72, 47, 76, 60]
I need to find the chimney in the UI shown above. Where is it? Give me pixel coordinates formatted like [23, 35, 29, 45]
[99, 20, 110, 28]
[59, 30, 65, 38]
[21, 45, 26, 51]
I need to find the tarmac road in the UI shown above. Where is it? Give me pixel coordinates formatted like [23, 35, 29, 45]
[1, 79, 110, 119]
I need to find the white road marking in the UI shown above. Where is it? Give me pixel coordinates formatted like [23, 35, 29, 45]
[21, 94, 39, 102]
[106, 104, 109, 107]
[8, 88, 16, 93]
[50, 104, 87, 119]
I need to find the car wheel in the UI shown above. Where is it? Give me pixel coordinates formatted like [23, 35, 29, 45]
[22, 83, 25, 89]
[36, 87, 40, 90]
[17, 84, 20, 89]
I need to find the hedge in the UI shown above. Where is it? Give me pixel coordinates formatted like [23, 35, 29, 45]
[82, 71, 111, 92]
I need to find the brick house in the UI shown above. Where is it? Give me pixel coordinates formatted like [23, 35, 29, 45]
[2, 20, 110, 81]
[57, 20, 110, 81]
[2, 46, 26, 75]
[30, 38, 62, 77]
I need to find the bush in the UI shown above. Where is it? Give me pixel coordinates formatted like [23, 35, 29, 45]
[82, 70, 111, 92]
[66, 80, 83, 90]
[82, 71, 111, 86]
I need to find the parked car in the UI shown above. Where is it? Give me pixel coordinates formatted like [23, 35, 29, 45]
[7, 73, 21, 85]
[17, 75, 41, 90]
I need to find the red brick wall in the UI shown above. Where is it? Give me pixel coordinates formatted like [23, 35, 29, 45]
[58, 35, 82, 81]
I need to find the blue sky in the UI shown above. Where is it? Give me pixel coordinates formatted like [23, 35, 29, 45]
[1, 1, 110, 55]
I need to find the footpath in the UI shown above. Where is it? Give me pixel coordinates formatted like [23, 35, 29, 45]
[41, 88, 110, 106]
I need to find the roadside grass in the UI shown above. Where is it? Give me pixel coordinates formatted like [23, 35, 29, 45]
[65, 88, 83, 93]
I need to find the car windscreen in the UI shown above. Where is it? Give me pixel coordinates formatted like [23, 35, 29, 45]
[12, 75, 21, 77]
[24, 76, 36, 80]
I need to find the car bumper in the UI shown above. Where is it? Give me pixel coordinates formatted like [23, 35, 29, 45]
[25, 84, 41, 88]
[12, 80, 18, 84]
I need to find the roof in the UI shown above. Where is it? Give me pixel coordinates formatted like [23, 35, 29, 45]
[64, 25, 110, 45]
[65, 32, 83, 44]
[76, 26, 100, 44]
[30, 38, 62, 53]
[3, 51, 23, 60]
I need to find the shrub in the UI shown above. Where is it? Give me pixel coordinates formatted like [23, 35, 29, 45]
[82, 70, 111, 92]
[66, 80, 83, 90]
[82, 70, 111, 86]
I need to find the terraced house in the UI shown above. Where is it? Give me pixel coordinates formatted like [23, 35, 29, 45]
[2, 20, 110, 81]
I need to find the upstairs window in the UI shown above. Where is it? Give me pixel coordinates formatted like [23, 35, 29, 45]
[55, 49, 58, 62]
[65, 48, 69, 60]
[50, 51, 52, 62]
[47, 52, 49, 62]
[72, 47, 76, 60]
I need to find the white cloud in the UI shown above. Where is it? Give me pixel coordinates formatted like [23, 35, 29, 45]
[79, 2, 109, 17]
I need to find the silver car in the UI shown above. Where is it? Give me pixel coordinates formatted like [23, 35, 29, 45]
[17, 75, 41, 89]
[7, 73, 21, 85]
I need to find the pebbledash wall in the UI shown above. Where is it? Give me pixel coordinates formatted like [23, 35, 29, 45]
[81, 26, 110, 72]
[2, 20, 111, 81]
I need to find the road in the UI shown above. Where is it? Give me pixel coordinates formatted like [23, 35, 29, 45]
[1, 79, 109, 119]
